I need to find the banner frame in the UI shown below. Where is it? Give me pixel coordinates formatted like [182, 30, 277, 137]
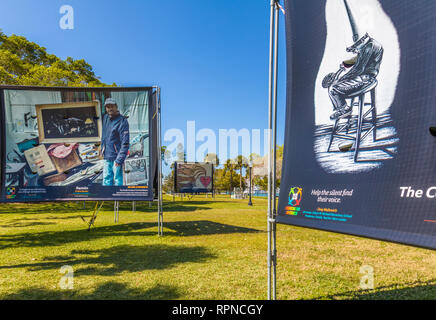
[0, 85, 157, 202]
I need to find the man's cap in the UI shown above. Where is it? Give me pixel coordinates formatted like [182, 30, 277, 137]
[104, 98, 117, 107]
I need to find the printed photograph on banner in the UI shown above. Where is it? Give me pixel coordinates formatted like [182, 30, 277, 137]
[314, 0, 400, 173]
[175, 162, 213, 193]
[2, 87, 154, 201]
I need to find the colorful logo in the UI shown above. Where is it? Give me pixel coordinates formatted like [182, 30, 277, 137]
[6, 187, 16, 199]
[288, 187, 302, 206]
[286, 187, 302, 216]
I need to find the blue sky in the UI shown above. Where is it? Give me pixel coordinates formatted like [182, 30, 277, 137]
[0, 0, 286, 164]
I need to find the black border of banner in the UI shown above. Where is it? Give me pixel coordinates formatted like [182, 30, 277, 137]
[0, 88, 6, 202]
[276, 216, 436, 251]
[0, 85, 155, 202]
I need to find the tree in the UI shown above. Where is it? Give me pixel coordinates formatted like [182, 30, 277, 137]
[250, 145, 283, 191]
[162, 170, 174, 194]
[233, 155, 248, 190]
[253, 175, 268, 191]
[161, 146, 169, 166]
[214, 168, 242, 193]
[176, 143, 186, 163]
[0, 30, 113, 87]
[223, 159, 236, 193]
[204, 153, 219, 166]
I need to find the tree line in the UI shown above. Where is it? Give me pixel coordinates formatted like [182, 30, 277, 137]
[0, 30, 110, 87]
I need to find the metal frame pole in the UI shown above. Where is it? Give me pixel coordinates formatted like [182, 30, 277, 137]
[114, 200, 119, 223]
[156, 86, 163, 237]
[267, 0, 275, 301]
[272, 0, 279, 300]
[268, 0, 280, 301]
[248, 165, 253, 206]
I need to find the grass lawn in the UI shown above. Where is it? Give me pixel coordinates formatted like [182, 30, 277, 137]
[0, 195, 434, 300]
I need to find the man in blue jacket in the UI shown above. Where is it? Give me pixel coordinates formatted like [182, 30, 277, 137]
[101, 98, 130, 186]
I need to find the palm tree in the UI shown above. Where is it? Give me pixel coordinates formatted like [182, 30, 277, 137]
[223, 159, 234, 194]
[234, 155, 248, 190]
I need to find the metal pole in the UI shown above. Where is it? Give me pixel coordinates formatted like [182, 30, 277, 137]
[156, 86, 163, 237]
[272, 0, 280, 300]
[132, 201, 136, 212]
[229, 168, 233, 197]
[114, 200, 119, 223]
[267, 0, 275, 301]
[248, 165, 253, 206]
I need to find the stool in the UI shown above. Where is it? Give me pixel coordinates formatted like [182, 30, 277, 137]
[327, 80, 378, 162]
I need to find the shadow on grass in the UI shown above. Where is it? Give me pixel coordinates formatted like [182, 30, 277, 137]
[0, 221, 56, 228]
[0, 215, 95, 228]
[0, 221, 261, 249]
[82, 200, 218, 213]
[1, 282, 181, 300]
[0, 202, 89, 215]
[315, 280, 436, 300]
[4, 215, 89, 222]
[0, 200, 216, 215]
[0, 244, 216, 276]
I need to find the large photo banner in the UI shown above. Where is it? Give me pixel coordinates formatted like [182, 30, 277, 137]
[278, 0, 436, 249]
[174, 162, 213, 193]
[0, 86, 155, 201]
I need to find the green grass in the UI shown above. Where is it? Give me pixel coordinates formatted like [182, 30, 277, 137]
[0, 195, 434, 300]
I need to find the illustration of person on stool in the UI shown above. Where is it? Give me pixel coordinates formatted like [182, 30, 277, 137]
[323, 32, 383, 121]
[322, 0, 384, 159]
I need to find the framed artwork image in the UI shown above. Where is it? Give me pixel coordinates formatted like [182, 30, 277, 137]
[35, 101, 102, 144]
[124, 157, 148, 186]
[23, 144, 57, 176]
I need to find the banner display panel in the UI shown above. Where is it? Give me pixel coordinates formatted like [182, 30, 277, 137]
[0, 86, 155, 201]
[278, 0, 436, 249]
[174, 162, 213, 193]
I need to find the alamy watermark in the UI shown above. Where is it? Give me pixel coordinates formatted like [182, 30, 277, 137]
[59, 5, 74, 30]
[359, 265, 374, 290]
[163, 121, 271, 165]
[59, 265, 74, 290]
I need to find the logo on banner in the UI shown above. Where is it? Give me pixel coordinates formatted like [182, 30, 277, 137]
[286, 187, 302, 216]
[6, 187, 16, 199]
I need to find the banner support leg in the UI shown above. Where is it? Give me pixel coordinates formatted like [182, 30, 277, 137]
[114, 200, 119, 223]
[268, 0, 280, 301]
[155, 86, 164, 237]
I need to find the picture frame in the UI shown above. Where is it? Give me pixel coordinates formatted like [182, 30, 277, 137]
[35, 101, 102, 144]
[124, 157, 148, 186]
[23, 144, 57, 176]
